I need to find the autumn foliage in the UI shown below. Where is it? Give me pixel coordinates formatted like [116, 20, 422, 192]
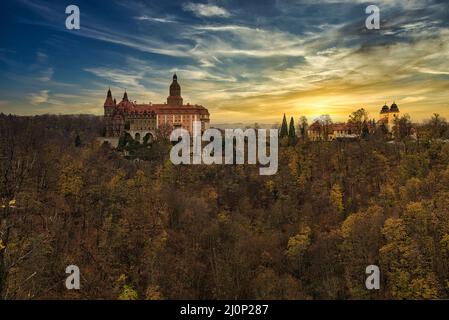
[1, 113, 449, 299]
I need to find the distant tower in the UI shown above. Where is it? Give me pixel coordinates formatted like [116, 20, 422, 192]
[122, 90, 129, 102]
[378, 102, 400, 132]
[380, 102, 389, 118]
[103, 88, 116, 137]
[104, 88, 115, 116]
[167, 73, 183, 105]
[389, 102, 400, 121]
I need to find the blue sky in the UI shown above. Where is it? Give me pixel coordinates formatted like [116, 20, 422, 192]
[1, 0, 449, 123]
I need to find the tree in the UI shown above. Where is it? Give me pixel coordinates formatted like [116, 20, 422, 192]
[288, 117, 296, 138]
[380, 205, 439, 299]
[288, 117, 297, 146]
[375, 122, 388, 139]
[286, 225, 311, 274]
[2, 113, 449, 300]
[280, 114, 288, 138]
[361, 121, 370, 140]
[298, 116, 308, 140]
[393, 114, 413, 140]
[341, 206, 384, 298]
[428, 113, 447, 139]
[348, 108, 369, 135]
[75, 134, 81, 147]
[330, 183, 344, 215]
[287, 226, 312, 258]
[316, 115, 333, 140]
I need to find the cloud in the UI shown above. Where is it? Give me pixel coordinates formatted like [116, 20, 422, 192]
[84, 67, 143, 87]
[36, 51, 48, 63]
[135, 16, 176, 23]
[182, 2, 231, 17]
[38, 67, 54, 82]
[10, 0, 449, 122]
[29, 90, 49, 105]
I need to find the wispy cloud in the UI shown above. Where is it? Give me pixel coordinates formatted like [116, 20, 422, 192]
[182, 2, 231, 17]
[6, 0, 449, 122]
[135, 15, 176, 23]
[38, 67, 54, 82]
[83, 66, 147, 95]
[29, 90, 49, 105]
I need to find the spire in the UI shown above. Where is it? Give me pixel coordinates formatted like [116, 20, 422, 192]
[104, 88, 114, 107]
[123, 90, 128, 102]
[173, 73, 177, 81]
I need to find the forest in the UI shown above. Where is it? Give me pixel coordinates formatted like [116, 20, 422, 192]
[0, 112, 449, 299]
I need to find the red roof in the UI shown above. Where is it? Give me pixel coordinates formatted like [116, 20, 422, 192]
[115, 100, 209, 115]
[332, 123, 347, 131]
[309, 121, 321, 131]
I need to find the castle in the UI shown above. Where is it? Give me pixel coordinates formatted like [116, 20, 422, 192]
[103, 74, 210, 143]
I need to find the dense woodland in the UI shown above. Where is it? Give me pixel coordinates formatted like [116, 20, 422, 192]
[1, 112, 449, 300]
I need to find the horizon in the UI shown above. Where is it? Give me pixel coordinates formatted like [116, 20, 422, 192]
[1, 0, 449, 123]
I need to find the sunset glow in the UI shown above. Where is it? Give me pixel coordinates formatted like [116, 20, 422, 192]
[1, 0, 448, 124]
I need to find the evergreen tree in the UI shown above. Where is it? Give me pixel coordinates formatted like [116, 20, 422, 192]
[280, 114, 288, 138]
[288, 117, 297, 145]
[75, 134, 81, 147]
[288, 117, 296, 138]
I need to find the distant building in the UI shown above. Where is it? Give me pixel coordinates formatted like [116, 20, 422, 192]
[307, 121, 323, 141]
[378, 102, 400, 131]
[103, 74, 210, 142]
[297, 102, 401, 141]
[308, 122, 358, 141]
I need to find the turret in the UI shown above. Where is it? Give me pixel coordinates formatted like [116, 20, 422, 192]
[122, 91, 129, 102]
[389, 102, 400, 120]
[380, 103, 389, 115]
[390, 102, 399, 113]
[167, 73, 183, 105]
[104, 88, 115, 116]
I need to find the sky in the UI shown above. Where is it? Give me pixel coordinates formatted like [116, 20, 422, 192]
[0, 0, 448, 124]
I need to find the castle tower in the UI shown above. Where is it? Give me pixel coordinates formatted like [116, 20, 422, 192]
[167, 73, 183, 106]
[104, 88, 115, 116]
[104, 88, 117, 137]
[122, 91, 129, 102]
